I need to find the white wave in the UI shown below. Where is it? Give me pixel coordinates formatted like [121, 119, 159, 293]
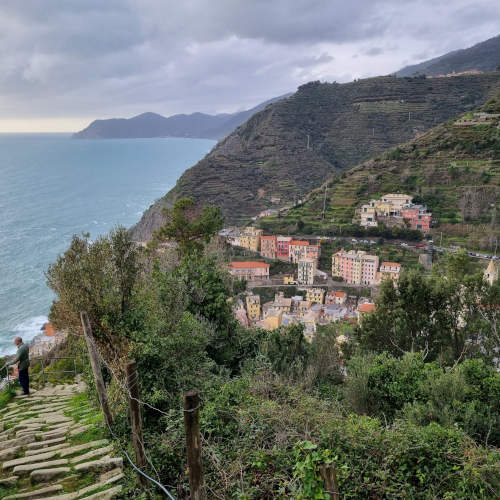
[0, 315, 48, 356]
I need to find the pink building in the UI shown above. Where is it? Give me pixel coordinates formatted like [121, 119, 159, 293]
[332, 250, 379, 285]
[260, 235, 277, 259]
[401, 205, 432, 232]
[276, 236, 292, 261]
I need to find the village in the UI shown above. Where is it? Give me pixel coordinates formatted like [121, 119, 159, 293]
[220, 192, 498, 339]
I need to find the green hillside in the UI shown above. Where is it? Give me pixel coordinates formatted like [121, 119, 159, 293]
[397, 34, 500, 77]
[131, 72, 500, 240]
[260, 97, 500, 251]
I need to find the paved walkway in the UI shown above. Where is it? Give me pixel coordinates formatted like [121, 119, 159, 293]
[0, 383, 123, 499]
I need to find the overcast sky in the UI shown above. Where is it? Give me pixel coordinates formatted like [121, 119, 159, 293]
[0, 0, 498, 132]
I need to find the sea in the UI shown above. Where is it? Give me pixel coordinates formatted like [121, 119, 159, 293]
[0, 133, 215, 356]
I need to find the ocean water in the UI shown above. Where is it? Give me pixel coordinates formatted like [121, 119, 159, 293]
[0, 134, 215, 356]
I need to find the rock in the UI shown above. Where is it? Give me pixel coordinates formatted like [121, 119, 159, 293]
[59, 440, 109, 458]
[3, 484, 63, 499]
[0, 475, 18, 486]
[3, 449, 59, 469]
[13, 458, 68, 475]
[30, 466, 70, 482]
[0, 445, 22, 461]
[26, 436, 66, 449]
[70, 445, 114, 464]
[74, 456, 122, 473]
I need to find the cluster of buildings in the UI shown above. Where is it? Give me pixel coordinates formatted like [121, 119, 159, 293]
[30, 323, 67, 357]
[234, 289, 375, 339]
[223, 226, 323, 285]
[358, 193, 432, 232]
[332, 249, 401, 285]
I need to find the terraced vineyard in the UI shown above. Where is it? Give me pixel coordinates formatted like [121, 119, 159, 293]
[131, 71, 500, 240]
[261, 97, 500, 251]
[0, 383, 123, 499]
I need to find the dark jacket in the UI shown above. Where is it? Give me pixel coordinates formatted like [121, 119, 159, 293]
[8, 343, 30, 371]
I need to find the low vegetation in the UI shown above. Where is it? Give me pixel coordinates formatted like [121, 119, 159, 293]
[46, 199, 499, 498]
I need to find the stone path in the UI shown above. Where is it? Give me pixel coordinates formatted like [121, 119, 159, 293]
[0, 383, 123, 499]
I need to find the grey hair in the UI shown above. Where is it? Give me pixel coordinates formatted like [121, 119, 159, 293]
[14, 337, 22, 343]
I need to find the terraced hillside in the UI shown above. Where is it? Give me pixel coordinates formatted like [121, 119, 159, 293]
[261, 97, 500, 251]
[131, 71, 500, 240]
[0, 383, 123, 499]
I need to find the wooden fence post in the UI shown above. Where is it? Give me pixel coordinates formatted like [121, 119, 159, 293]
[320, 463, 339, 500]
[80, 311, 113, 427]
[183, 389, 205, 500]
[125, 359, 148, 486]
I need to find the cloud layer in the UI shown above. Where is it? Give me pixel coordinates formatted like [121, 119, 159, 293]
[0, 0, 498, 127]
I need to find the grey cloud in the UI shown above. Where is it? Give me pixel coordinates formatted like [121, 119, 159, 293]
[0, 1, 498, 123]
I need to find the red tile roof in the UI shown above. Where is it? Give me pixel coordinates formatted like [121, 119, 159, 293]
[381, 262, 401, 268]
[359, 303, 376, 313]
[231, 261, 270, 269]
[290, 240, 309, 246]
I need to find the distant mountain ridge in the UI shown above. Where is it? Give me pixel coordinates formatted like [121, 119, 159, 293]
[73, 94, 291, 140]
[397, 34, 500, 77]
[130, 71, 500, 241]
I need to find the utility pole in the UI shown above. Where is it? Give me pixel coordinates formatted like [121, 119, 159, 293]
[440, 231, 443, 248]
[80, 311, 113, 428]
[307, 134, 310, 150]
[319, 463, 339, 499]
[322, 181, 328, 220]
[126, 359, 147, 486]
[183, 390, 205, 500]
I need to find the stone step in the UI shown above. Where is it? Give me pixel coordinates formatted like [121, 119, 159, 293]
[85, 485, 122, 499]
[3, 484, 63, 499]
[30, 466, 71, 482]
[37, 429, 67, 441]
[25, 442, 70, 456]
[70, 445, 114, 464]
[26, 436, 66, 450]
[0, 445, 23, 461]
[59, 440, 109, 458]
[0, 434, 36, 451]
[13, 458, 69, 475]
[3, 449, 61, 469]
[69, 424, 91, 436]
[74, 457, 122, 474]
[0, 475, 18, 487]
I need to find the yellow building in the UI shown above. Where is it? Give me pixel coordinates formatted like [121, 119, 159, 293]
[305, 288, 324, 304]
[245, 294, 261, 321]
[283, 274, 295, 285]
[360, 204, 378, 227]
[379, 194, 413, 211]
[239, 226, 263, 252]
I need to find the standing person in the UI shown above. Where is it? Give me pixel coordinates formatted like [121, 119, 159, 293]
[6, 337, 30, 395]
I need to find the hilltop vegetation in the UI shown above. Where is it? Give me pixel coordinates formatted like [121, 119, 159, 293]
[261, 96, 500, 251]
[397, 34, 500, 77]
[131, 72, 500, 240]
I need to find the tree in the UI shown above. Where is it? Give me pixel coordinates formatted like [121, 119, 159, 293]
[46, 227, 140, 350]
[153, 197, 224, 256]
